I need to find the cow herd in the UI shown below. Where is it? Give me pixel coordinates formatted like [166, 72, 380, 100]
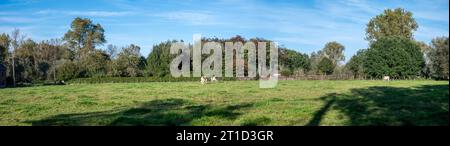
[199, 75, 392, 84]
[200, 76, 218, 84]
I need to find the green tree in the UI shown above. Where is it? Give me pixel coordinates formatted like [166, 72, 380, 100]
[57, 60, 78, 81]
[318, 57, 335, 75]
[36, 39, 70, 81]
[0, 33, 10, 64]
[414, 41, 433, 78]
[63, 17, 106, 59]
[428, 37, 449, 80]
[279, 48, 310, 76]
[364, 36, 424, 79]
[11, 38, 70, 82]
[323, 41, 345, 65]
[112, 44, 145, 77]
[62, 17, 109, 79]
[147, 41, 177, 77]
[78, 50, 110, 77]
[14, 39, 38, 82]
[10, 29, 24, 86]
[366, 8, 418, 43]
[346, 49, 367, 79]
[309, 50, 323, 74]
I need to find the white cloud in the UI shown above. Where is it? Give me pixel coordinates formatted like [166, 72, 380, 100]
[68, 11, 134, 17]
[0, 17, 35, 23]
[415, 11, 449, 22]
[36, 10, 134, 17]
[341, 0, 379, 14]
[0, 26, 36, 39]
[154, 11, 220, 26]
[416, 26, 449, 39]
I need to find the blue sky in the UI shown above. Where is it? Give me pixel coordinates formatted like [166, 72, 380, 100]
[0, 0, 448, 61]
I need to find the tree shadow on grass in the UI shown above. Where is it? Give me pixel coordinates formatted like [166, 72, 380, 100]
[306, 94, 336, 126]
[29, 98, 253, 126]
[307, 84, 449, 126]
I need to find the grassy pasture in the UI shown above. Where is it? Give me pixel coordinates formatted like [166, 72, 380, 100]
[0, 80, 448, 126]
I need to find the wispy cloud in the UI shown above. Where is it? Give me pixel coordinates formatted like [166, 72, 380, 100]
[340, 0, 380, 14]
[414, 10, 449, 22]
[1, 0, 448, 60]
[154, 11, 220, 26]
[36, 10, 135, 17]
[0, 16, 35, 23]
[416, 26, 449, 39]
[0, 25, 36, 39]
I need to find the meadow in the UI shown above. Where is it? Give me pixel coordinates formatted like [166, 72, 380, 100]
[0, 80, 448, 126]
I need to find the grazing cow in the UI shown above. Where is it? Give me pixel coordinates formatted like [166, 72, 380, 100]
[383, 76, 390, 81]
[211, 76, 218, 82]
[201, 76, 208, 84]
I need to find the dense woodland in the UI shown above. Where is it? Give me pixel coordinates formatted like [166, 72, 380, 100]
[0, 8, 448, 86]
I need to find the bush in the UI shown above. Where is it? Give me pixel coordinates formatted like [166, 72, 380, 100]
[318, 57, 335, 75]
[364, 36, 424, 79]
[57, 61, 78, 81]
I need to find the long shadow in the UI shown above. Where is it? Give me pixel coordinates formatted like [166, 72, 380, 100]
[308, 84, 449, 126]
[306, 94, 336, 126]
[29, 98, 253, 126]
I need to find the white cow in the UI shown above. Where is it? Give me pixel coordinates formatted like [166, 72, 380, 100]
[201, 76, 208, 84]
[211, 76, 218, 82]
[383, 76, 390, 81]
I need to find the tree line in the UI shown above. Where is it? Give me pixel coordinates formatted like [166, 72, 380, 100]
[346, 8, 448, 80]
[0, 8, 448, 86]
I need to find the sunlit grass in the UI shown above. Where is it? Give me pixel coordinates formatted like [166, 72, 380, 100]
[0, 80, 448, 126]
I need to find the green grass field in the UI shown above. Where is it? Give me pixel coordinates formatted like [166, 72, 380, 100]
[0, 80, 448, 126]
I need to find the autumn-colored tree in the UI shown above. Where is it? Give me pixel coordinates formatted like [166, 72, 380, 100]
[366, 8, 418, 43]
[323, 41, 345, 65]
[63, 17, 106, 60]
[0, 33, 10, 64]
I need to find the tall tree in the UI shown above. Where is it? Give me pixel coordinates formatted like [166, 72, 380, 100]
[428, 37, 449, 80]
[346, 49, 367, 79]
[37, 39, 69, 81]
[414, 41, 433, 78]
[366, 8, 418, 43]
[112, 44, 144, 77]
[63, 17, 106, 59]
[0, 33, 10, 64]
[309, 50, 323, 74]
[10, 29, 24, 86]
[363, 36, 424, 79]
[318, 57, 335, 75]
[78, 49, 110, 77]
[15, 39, 38, 82]
[323, 41, 345, 65]
[147, 41, 177, 77]
[279, 48, 310, 76]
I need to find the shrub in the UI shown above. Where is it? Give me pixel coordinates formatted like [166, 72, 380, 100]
[363, 36, 424, 79]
